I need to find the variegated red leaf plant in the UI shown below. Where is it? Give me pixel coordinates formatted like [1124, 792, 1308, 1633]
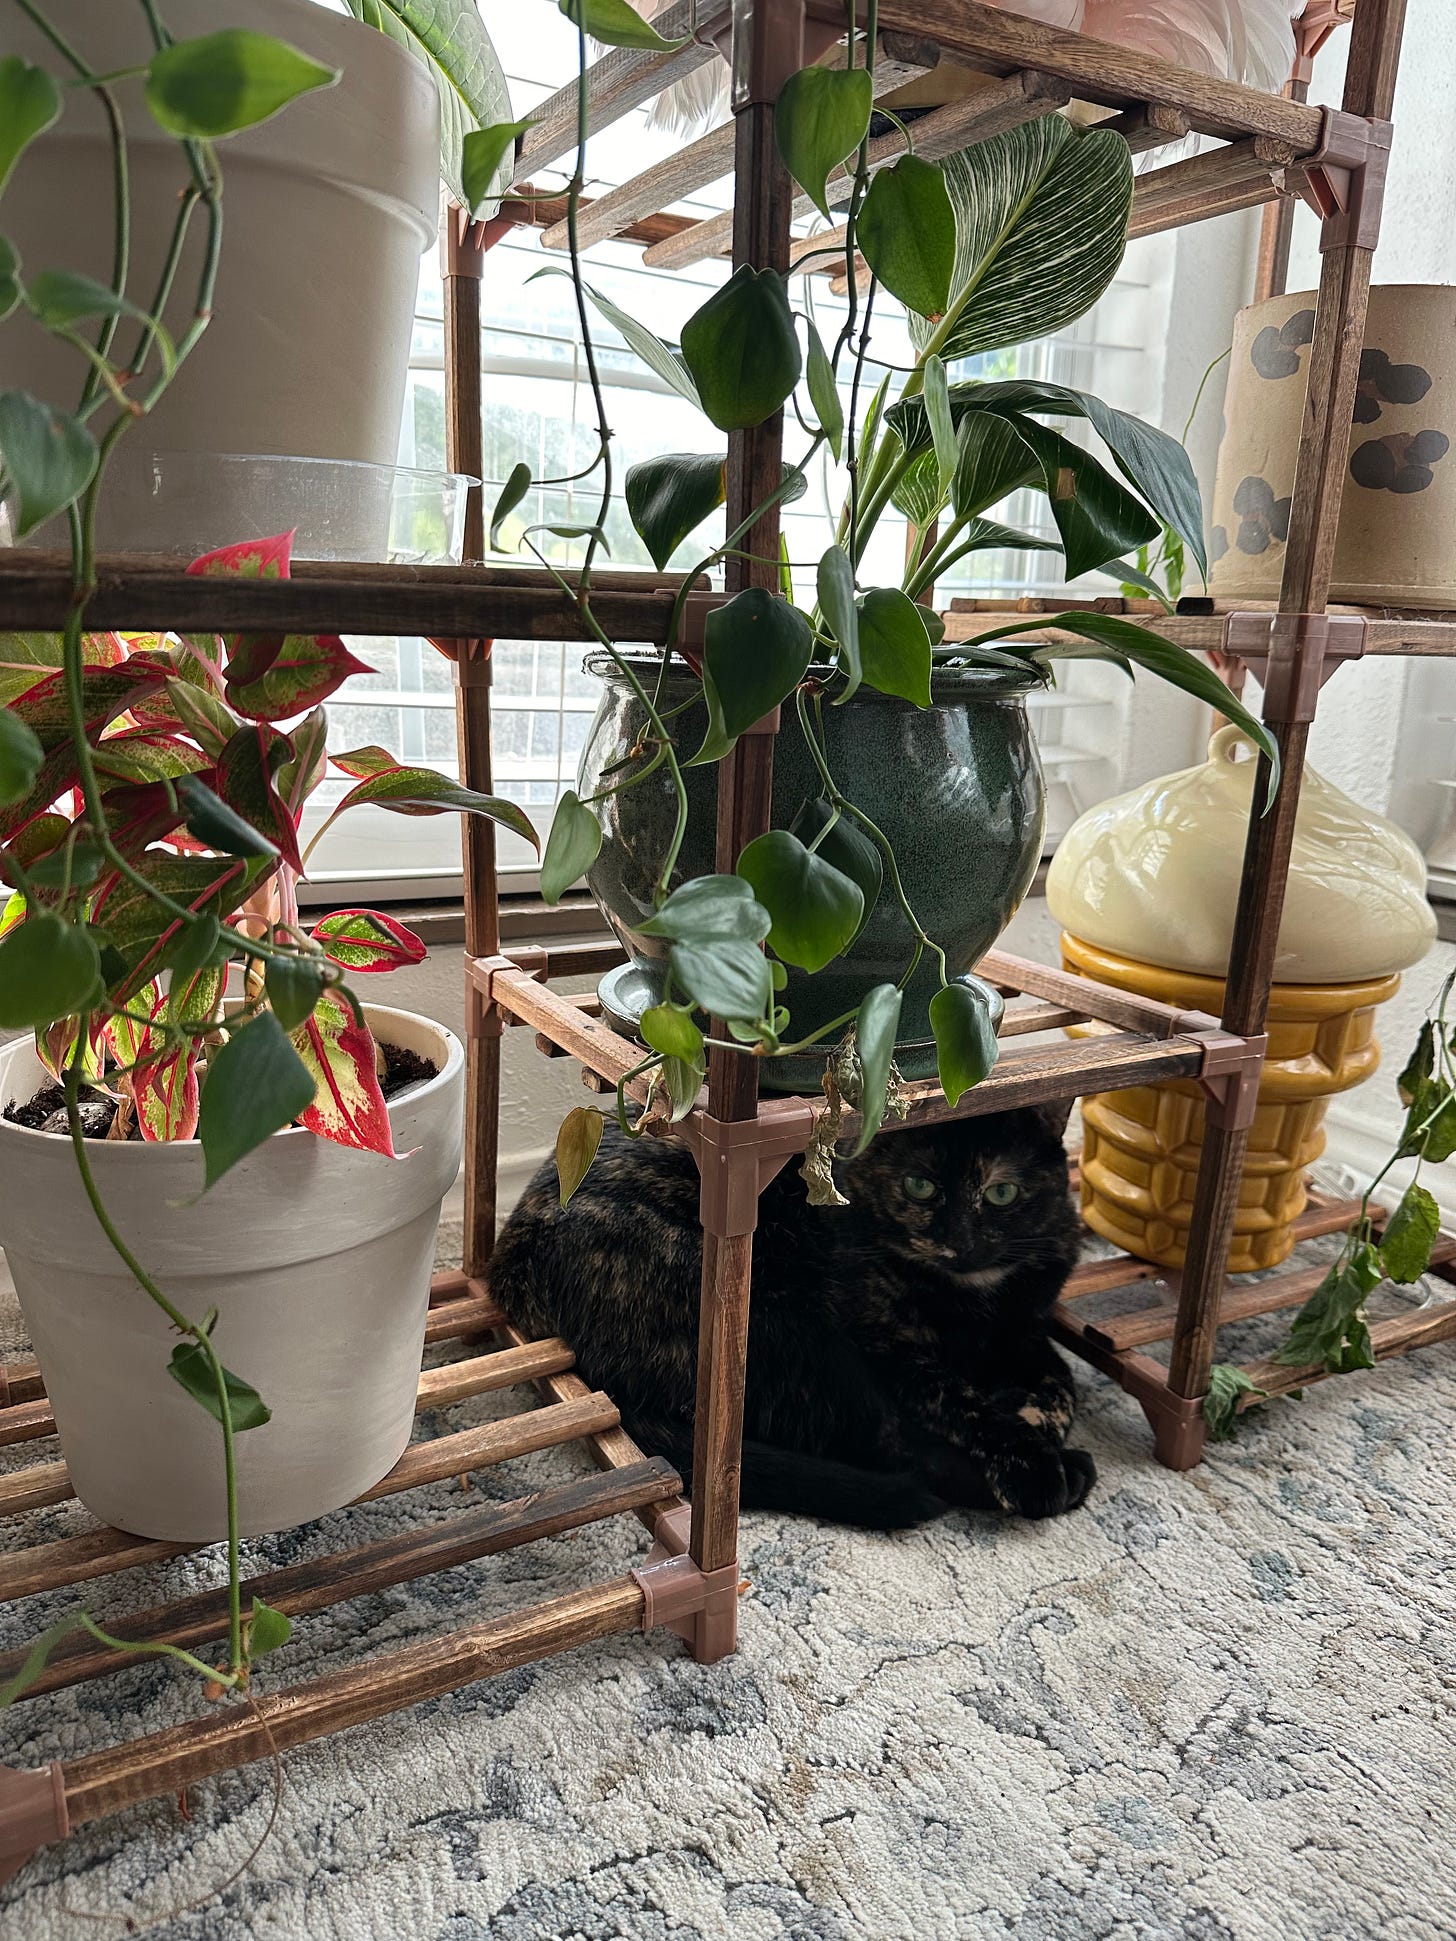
[1, 531, 538, 1157]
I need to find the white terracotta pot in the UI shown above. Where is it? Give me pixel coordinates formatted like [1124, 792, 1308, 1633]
[0, 1005, 463, 1542]
[0, 0, 438, 558]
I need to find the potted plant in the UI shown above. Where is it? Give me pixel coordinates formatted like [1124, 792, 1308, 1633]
[1, 0, 513, 554]
[0, 5, 531, 1695]
[487, 8, 1279, 1172]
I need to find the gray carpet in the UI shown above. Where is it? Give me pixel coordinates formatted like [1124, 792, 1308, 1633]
[2, 1223, 1455, 1940]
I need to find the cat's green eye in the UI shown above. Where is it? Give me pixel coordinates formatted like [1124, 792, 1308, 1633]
[903, 1175, 939, 1203]
[983, 1180, 1020, 1207]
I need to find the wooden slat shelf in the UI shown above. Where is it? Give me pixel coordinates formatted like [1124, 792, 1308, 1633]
[4, 0, 1444, 1884]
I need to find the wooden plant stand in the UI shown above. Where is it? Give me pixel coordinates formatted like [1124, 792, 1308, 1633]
[3, 0, 1449, 1885]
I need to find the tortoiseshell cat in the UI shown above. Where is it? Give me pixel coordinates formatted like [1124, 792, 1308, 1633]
[490, 1108, 1093, 1528]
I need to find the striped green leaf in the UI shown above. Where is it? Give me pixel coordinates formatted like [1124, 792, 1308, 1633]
[911, 119, 1132, 364]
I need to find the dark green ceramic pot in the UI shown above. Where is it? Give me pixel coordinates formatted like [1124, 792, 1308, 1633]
[579, 653, 1046, 1091]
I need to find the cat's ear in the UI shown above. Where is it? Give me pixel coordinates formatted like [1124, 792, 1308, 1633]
[1029, 1099, 1075, 1143]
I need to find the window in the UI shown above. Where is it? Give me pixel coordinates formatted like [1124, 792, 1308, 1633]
[303, 12, 1187, 898]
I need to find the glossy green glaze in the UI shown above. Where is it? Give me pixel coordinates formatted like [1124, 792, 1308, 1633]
[578, 655, 1046, 1091]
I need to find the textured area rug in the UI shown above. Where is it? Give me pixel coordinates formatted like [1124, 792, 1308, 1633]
[2, 1225, 1455, 1941]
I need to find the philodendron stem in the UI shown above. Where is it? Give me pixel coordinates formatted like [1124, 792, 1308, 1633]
[63, 1038, 246, 1675]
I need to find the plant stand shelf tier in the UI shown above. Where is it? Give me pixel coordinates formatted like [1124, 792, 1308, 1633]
[0, 0, 1432, 1883]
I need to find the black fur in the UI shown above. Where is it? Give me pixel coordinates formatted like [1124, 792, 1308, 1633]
[490, 1108, 1093, 1529]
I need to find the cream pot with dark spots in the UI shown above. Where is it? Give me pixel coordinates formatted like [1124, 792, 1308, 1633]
[1210, 285, 1456, 609]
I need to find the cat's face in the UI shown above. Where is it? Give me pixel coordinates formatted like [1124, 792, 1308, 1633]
[839, 1109, 1079, 1305]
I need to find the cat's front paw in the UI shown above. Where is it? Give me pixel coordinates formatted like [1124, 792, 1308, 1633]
[989, 1438, 1096, 1519]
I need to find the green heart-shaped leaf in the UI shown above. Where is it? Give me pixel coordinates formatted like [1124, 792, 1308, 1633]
[167, 1342, 272, 1430]
[691, 588, 813, 766]
[558, 0, 687, 48]
[0, 58, 61, 198]
[0, 709, 43, 809]
[198, 1010, 316, 1188]
[736, 829, 863, 974]
[774, 65, 872, 220]
[265, 953, 325, 1033]
[461, 116, 532, 213]
[639, 874, 772, 944]
[145, 29, 338, 138]
[0, 913, 101, 1028]
[858, 155, 955, 320]
[1380, 1180, 1440, 1284]
[929, 978, 1002, 1106]
[670, 937, 772, 1025]
[681, 267, 801, 433]
[788, 798, 881, 945]
[625, 452, 725, 570]
[0, 390, 98, 538]
[856, 588, 933, 708]
[540, 788, 602, 903]
[248, 1597, 293, 1657]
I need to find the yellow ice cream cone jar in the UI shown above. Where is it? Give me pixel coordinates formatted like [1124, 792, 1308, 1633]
[1047, 728, 1437, 1273]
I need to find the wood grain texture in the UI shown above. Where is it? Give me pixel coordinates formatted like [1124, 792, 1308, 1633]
[543, 35, 939, 254]
[644, 68, 1069, 272]
[1091, 1234, 1456, 1351]
[0, 1398, 621, 1601]
[0, 554, 704, 641]
[61, 1579, 647, 1825]
[1239, 1298, 1456, 1401]
[0, 1461, 679, 1702]
[488, 968, 656, 1087]
[516, 0, 724, 179]
[869, 0, 1326, 144]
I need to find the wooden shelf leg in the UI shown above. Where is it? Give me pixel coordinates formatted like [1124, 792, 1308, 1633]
[1164, 0, 1407, 1457]
[687, 1229, 754, 1664]
[444, 212, 502, 1277]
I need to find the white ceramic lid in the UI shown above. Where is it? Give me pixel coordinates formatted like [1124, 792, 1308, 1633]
[1045, 726, 1438, 983]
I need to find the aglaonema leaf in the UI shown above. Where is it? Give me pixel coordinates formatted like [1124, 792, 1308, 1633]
[690, 588, 813, 767]
[852, 983, 902, 1155]
[736, 829, 862, 975]
[310, 909, 426, 973]
[680, 268, 801, 434]
[294, 990, 394, 1156]
[198, 1010, 316, 1188]
[211, 725, 300, 870]
[540, 789, 602, 903]
[774, 64, 872, 220]
[187, 531, 293, 580]
[339, 0, 513, 212]
[224, 631, 372, 721]
[145, 29, 339, 139]
[323, 759, 539, 849]
[168, 1342, 272, 1431]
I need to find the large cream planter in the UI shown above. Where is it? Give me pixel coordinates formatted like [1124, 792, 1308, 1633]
[0, 1006, 462, 1543]
[1211, 285, 1456, 608]
[0, 0, 438, 556]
